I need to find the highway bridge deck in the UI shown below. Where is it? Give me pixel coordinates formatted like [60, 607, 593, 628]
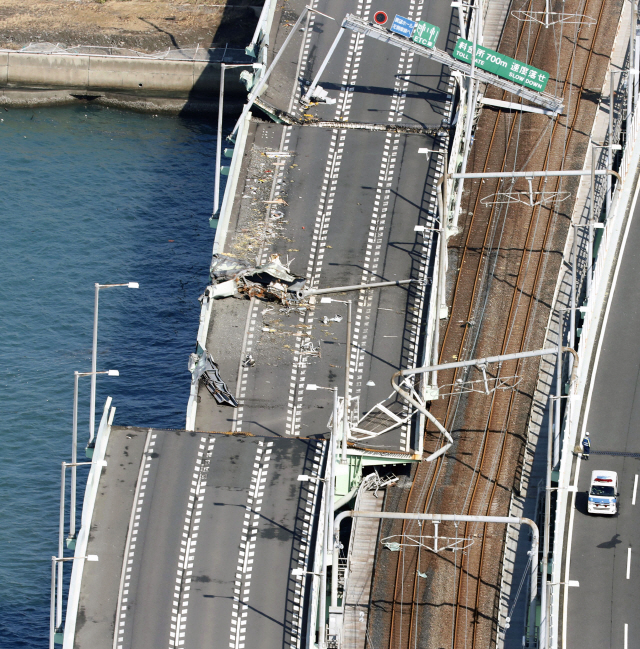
[194, 0, 455, 455]
[73, 426, 326, 649]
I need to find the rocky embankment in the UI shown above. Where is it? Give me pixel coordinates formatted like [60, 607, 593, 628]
[0, 0, 261, 52]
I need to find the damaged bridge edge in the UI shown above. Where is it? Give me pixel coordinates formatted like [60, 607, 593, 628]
[186, 108, 253, 431]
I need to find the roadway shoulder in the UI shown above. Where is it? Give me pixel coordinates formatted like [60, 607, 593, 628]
[74, 426, 147, 649]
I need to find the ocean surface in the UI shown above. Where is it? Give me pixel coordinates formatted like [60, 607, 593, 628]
[0, 105, 223, 646]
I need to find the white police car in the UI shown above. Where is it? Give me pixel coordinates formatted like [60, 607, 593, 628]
[587, 470, 618, 514]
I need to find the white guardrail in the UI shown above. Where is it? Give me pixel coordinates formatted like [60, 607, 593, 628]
[185, 108, 252, 430]
[63, 398, 115, 649]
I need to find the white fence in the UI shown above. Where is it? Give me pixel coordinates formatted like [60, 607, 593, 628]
[62, 399, 115, 649]
[17, 42, 251, 63]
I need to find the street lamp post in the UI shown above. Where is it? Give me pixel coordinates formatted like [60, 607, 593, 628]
[306, 384, 338, 649]
[57, 461, 92, 634]
[70, 369, 118, 545]
[89, 282, 138, 447]
[214, 63, 247, 215]
[50, 554, 98, 649]
[320, 298, 352, 464]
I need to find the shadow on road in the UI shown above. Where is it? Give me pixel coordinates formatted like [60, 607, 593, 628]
[597, 533, 622, 549]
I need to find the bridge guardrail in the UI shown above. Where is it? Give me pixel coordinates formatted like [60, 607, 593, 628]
[62, 398, 115, 649]
[185, 108, 253, 430]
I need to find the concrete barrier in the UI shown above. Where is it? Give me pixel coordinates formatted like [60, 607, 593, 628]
[185, 109, 253, 431]
[0, 50, 253, 107]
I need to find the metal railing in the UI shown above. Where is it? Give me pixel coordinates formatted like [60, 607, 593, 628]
[15, 42, 252, 63]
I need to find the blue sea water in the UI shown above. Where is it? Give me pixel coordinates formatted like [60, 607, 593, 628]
[0, 105, 222, 646]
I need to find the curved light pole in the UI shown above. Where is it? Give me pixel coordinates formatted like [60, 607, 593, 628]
[89, 282, 138, 447]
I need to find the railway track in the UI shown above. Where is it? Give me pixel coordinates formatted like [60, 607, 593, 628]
[371, 1, 621, 648]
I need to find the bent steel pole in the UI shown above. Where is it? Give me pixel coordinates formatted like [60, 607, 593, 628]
[302, 278, 417, 297]
[451, 169, 621, 181]
[231, 6, 334, 137]
[391, 347, 560, 461]
[215, 63, 226, 215]
[302, 26, 344, 104]
[331, 511, 539, 616]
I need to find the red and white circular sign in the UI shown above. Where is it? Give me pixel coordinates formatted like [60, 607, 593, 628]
[373, 11, 388, 25]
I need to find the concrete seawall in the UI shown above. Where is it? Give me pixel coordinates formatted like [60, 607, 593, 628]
[0, 51, 253, 113]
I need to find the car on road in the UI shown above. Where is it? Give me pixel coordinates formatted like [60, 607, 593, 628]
[587, 470, 618, 514]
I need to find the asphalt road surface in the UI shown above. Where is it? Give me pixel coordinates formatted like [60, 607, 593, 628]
[565, 196, 640, 647]
[195, 0, 457, 454]
[75, 427, 326, 649]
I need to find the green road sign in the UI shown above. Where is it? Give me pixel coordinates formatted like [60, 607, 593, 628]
[411, 21, 440, 49]
[452, 37, 549, 92]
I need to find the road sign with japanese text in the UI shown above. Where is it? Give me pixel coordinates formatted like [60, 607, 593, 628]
[452, 38, 549, 92]
[411, 21, 440, 49]
[390, 15, 416, 38]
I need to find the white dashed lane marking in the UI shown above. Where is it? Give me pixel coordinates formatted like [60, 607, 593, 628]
[169, 436, 216, 648]
[117, 430, 157, 649]
[285, 0, 371, 437]
[235, 3, 318, 434]
[229, 440, 274, 649]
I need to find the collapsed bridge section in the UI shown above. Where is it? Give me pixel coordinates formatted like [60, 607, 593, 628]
[65, 425, 327, 649]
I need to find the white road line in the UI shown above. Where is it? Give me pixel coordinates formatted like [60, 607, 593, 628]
[114, 429, 157, 649]
[347, 0, 428, 451]
[229, 440, 274, 649]
[625, 623, 628, 649]
[169, 436, 215, 649]
[627, 547, 632, 579]
[235, 3, 318, 433]
[633, 474, 638, 505]
[561, 454, 582, 648]
[284, 0, 370, 436]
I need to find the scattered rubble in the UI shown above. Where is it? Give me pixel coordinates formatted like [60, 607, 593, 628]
[242, 354, 256, 368]
[210, 252, 309, 307]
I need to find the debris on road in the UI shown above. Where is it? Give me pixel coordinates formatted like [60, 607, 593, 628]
[201, 353, 238, 408]
[242, 354, 256, 368]
[210, 253, 309, 306]
[300, 338, 321, 357]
